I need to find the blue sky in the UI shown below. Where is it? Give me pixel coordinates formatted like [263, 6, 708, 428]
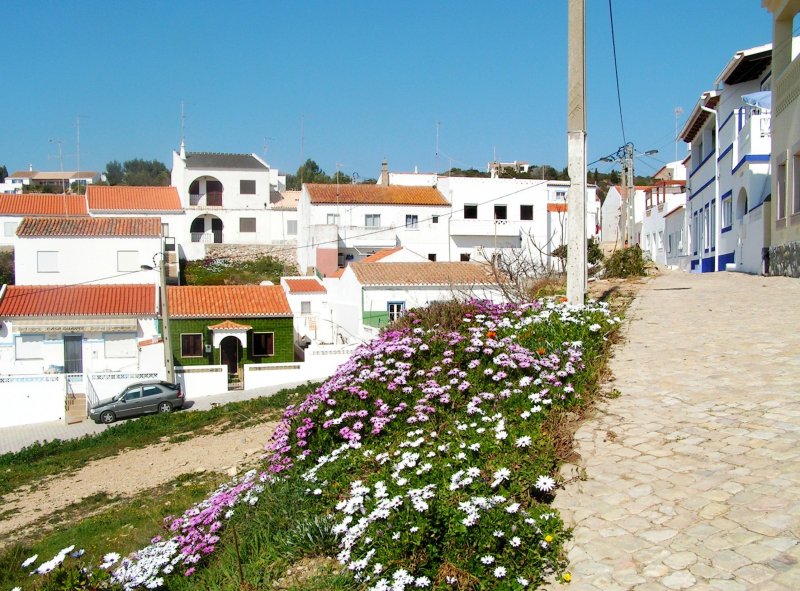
[0, 1, 773, 180]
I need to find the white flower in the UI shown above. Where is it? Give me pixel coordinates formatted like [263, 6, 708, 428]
[510, 536, 522, 547]
[313, 488, 322, 495]
[414, 576, 431, 587]
[589, 323, 601, 332]
[491, 467, 511, 487]
[21, 554, 38, 568]
[480, 554, 495, 565]
[506, 502, 520, 514]
[392, 532, 401, 540]
[102, 552, 121, 564]
[493, 530, 504, 537]
[517, 576, 530, 587]
[514, 436, 532, 448]
[535, 475, 556, 492]
[493, 566, 507, 578]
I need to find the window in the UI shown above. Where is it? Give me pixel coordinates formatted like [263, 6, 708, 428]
[104, 332, 136, 358]
[464, 205, 478, 219]
[327, 214, 340, 225]
[117, 250, 138, 272]
[240, 180, 256, 194]
[494, 205, 507, 220]
[667, 234, 673, 254]
[432, 216, 439, 224]
[657, 231, 664, 250]
[703, 207, 710, 251]
[678, 228, 684, 251]
[301, 301, 311, 315]
[794, 152, 800, 215]
[645, 234, 651, 249]
[4, 222, 16, 237]
[287, 220, 297, 235]
[181, 334, 203, 357]
[252, 332, 274, 356]
[710, 126, 716, 154]
[365, 214, 381, 227]
[37, 251, 58, 273]
[240, 217, 257, 232]
[124, 386, 142, 400]
[460, 253, 471, 262]
[142, 385, 162, 397]
[710, 200, 716, 249]
[14, 334, 44, 360]
[405, 214, 418, 229]
[556, 190, 567, 200]
[387, 301, 405, 322]
[428, 253, 437, 261]
[777, 160, 787, 219]
[697, 138, 704, 161]
[520, 205, 533, 220]
[722, 196, 733, 229]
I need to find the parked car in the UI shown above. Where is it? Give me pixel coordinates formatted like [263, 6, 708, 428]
[89, 380, 184, 424]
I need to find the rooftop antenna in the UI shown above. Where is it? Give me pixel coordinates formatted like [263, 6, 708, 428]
[674, 106, 684, 163]
[75, 115, 80, 174]
[435, 120, 440, 174]
[48, 138, 66, 194]
[300, 115, 305, 184]
[263, 136, 275, 164]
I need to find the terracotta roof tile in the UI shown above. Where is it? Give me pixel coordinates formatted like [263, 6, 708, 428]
[547, 203, 567, 213]
[361, 247, 403, 262]
[0, 194, 88, 216]
[16, 216, 162, 237]
[284, 278, 327, 293]
[87, 185, 182, 212]
[208, 320, 253, 330]
[0, 284, 156, 317]
[307, 184, 449, 206]
[168, 285, 292, 318]
[350, 262, 502, 286]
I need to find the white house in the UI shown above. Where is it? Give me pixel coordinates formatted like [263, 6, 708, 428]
[0, 283, 159, 375]
[280, 276, 330, 345]
[2, 169, 100, 194]
[680, 42, 775, 273]
[0, 193, 88, 247]
[171, 145, 295, 260]
[326, 261, 506, 341]
[763, 1, 800, 277]
[297, 179, 452, 276]
[639, 161, 688, 265]
[14, 217, 161, 286]
[664, 205, 689, 269]
[600, 185, 648, 248]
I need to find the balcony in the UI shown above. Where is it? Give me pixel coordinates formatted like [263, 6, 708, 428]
[449, 219, 520, 237]
[191, 231, 223, 244]
[736, 109, 771, 160]
[340, 225, 397, 248]
[189, 192, 223, 208]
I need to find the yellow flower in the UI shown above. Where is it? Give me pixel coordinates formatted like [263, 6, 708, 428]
[563, 572, 572, 582]
[545, 534, 553, 543]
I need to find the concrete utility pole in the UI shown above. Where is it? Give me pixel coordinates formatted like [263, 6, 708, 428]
[566, 0, 587, 305]
[625, 142, 635, 245]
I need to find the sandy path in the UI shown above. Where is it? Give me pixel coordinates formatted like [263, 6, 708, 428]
[0, 421, 276, 545]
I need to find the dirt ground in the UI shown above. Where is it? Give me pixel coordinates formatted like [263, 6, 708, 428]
[0, 421, 277, 547]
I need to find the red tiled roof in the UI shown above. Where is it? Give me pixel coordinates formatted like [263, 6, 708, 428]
[87, 185, 182, 212]
[16, 216, 162, 237]
[307, 184, 449, 206]
[0, 193, 88, 216]
[208, 320, 253, 330]
[284, 278, 327, 293]
[168, 285, 292, 318]
[350, 262, 502, 286]
[547, 203, 567, 213]
[328, 268, 345, 279]
[0, 284, 156, 317]
[361, 247, 403, 262]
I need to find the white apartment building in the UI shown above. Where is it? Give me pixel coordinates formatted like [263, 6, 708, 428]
[639, 161, 688, 265]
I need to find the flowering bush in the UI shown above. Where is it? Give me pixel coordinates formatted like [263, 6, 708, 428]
[90, 297, 616, 590]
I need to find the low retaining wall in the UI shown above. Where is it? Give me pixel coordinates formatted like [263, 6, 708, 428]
[769, 240, 800, 278]
[175, 365, 228, 398]
[0, 374, 65, 428]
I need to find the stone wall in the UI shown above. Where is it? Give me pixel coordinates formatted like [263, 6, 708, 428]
[768, 240, 800, 278]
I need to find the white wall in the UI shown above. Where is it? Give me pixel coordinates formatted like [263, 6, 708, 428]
[0, 374, 65, 427]
[175, 365, 228, 398]
[14, 235, 161, 285]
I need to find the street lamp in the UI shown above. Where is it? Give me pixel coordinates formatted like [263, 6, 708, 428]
[141, 236, 175, 383]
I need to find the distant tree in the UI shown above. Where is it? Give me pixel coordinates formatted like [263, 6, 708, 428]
[286, 159, 335, 189]
[105, 160, 124, 185]
[104, 159, 169, 186]
[70, 181, 87, 194]
[0, 251, 13, 285]
[22, 184, 60, 194]
[331, 170, 352, 185]
[443, 167, 488, 178]
[360, 178, 378, 184]
[0, 165, 7, 183]
[609, 170, 621, 185]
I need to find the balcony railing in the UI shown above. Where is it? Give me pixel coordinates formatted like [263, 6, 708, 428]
[191, 231, 223, 243]
[736, 110, 770, 160]
[189, 192, 223, 207]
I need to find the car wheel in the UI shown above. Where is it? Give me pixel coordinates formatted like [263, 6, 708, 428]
[158, 402, 173, 414]
[100, 411, 116, 424]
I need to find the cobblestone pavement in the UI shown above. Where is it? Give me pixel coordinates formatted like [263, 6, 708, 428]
[551, 270, 800, 590]
[0, 380, 311, 455]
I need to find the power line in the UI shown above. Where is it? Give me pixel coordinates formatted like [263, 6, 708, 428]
[608, 0, 626, 145]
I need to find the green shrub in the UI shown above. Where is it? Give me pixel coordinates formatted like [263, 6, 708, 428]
[605, 246, 647, 278]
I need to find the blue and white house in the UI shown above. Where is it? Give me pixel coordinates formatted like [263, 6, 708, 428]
[680, 42, 774, 274]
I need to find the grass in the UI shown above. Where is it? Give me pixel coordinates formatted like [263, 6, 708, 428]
[0, 472, 227, 590]
[183, 254, 297, 286]
[0, 382, 319, 496]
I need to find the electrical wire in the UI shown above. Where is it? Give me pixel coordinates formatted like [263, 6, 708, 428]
[608, 0, 626, 145]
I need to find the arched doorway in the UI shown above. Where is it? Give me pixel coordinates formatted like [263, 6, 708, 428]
[736, 188, 748, 222]
[190, 214, 224, 243]
[188, 176, 224, 207]
[220, 336, 243, 387]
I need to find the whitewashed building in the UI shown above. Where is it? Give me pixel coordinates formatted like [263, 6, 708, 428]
[680, 42, 774, 273]
[639, 161, 688, 265]
[600, 185, 648, 248]
[1, 169, 100, 194]
[664, 205, 689, 269]
[0, 193, 88, 247]
[280, 276, 330, 345]
[171, 145, 295, 260]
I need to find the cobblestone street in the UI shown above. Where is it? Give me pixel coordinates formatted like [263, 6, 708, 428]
[551, 271, 800, 590]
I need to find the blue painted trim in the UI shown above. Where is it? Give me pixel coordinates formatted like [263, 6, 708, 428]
[721, 190, 733, 200]
[701, 257, 715, 272]
[761, 71, 771, 86]
[719, 111, 734, 132]
[718, 143, 733, 162]
[689, 176, 715, 201]
[721, 225, 733, 233]
[717, 251, 735, 271]
[691, 259, 699, 270]
[690, 150, 716, 178]
[732, 154, 771, 174]
[749, 201, 763, 213]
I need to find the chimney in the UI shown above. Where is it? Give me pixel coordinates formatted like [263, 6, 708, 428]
[179, 140, 186, 159]
[380, 159, 389, 186]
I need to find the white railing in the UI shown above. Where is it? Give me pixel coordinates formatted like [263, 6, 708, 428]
[191, 231, 223, 243]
